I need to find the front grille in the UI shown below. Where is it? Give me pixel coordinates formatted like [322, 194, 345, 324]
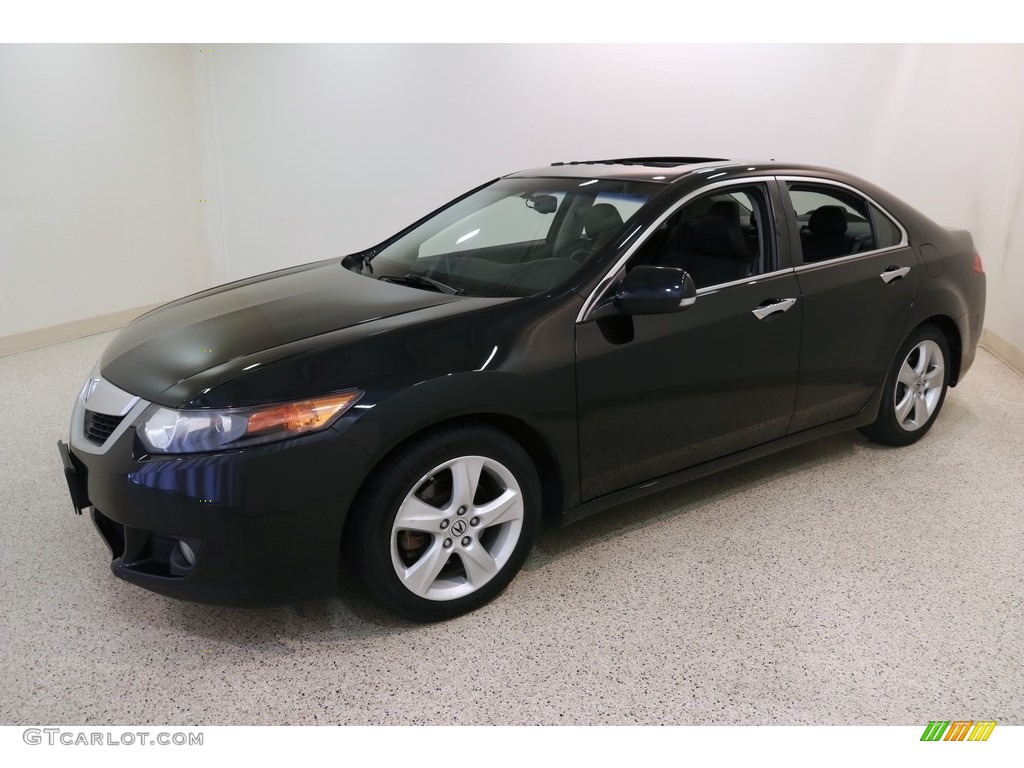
[84, 409, 125, 444]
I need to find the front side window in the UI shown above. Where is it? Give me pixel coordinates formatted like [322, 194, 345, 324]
[786, 182, 903, 264]
[368, 178, 662, 298]
[629, 184, 773, 289]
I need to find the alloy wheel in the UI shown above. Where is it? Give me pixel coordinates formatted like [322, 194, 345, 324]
[390, 455, 525, 601]
[893, 339, 945, 432]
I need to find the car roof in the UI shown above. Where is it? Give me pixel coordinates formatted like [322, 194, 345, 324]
[505, 157, 849, 185]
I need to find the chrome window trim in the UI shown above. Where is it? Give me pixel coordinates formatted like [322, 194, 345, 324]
[576, 176, 779, 323]
[694, 266, 798, 297]
[792, 243, 910, 274]
[778, 175, 910, 258]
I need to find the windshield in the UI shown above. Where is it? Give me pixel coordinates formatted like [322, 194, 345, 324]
[363, 177, 662, 298]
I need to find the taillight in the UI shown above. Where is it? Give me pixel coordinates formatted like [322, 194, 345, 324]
[973, 253, 984, 274]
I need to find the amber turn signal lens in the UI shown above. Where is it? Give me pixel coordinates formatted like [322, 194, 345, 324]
[245, 392, 361, 436]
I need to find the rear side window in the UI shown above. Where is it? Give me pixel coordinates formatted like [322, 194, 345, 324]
[786, 182, 903, 264]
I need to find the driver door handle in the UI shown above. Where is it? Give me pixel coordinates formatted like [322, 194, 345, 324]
[880, 265, 911, 284]
[751, 298, 797, 320]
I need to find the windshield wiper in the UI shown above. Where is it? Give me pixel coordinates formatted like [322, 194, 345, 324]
[378, 274, 465, 296]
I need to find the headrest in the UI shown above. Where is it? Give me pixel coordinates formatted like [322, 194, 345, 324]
[583, 203, 623, 240]
[691, 215, 747, 258]
[708, 200, 741, 227]
[808, 206, 848, 236]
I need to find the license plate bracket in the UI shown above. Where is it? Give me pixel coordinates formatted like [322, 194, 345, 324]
[57, 440, 91, 515]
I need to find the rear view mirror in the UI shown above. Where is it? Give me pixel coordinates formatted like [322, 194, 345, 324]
[613, 266, 696, 315]
[524, 194, 558, 214]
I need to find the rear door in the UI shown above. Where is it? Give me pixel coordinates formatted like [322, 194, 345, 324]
[781, 179, 918, 432]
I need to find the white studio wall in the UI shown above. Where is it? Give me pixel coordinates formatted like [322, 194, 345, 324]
[0, 45, 210, 344]
[2, 44, 1023, 361]
[995, 109, 1024, 363]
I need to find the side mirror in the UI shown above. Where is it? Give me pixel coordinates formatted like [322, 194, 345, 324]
[612, 266, 696, 315]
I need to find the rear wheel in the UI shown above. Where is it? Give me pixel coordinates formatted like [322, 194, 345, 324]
[345, 425, 540, 621]
[860, 325, 950, 446]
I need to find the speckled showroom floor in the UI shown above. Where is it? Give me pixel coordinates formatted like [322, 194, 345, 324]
[0, 331, 1021, 725]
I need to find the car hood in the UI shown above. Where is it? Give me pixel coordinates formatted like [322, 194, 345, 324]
[100, 260, 464, 404]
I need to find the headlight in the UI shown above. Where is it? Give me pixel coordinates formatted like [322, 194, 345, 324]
[137, 390, 362, 454]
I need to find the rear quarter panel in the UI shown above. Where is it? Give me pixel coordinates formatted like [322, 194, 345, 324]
[909, 226, 986, 384]
[842, 175, 986, 386]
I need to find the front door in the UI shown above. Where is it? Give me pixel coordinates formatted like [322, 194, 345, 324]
[575, 181, 802, 501]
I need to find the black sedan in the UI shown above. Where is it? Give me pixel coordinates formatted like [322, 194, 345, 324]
[58, 157, 986, 620]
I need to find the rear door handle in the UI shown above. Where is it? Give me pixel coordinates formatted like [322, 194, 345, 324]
[880, 266, 911, 284]
[751, 298, 797, 320]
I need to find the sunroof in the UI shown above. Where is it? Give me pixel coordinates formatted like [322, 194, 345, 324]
[551, 157, 728, 168]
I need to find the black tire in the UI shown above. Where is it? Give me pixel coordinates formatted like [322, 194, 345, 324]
[860, 324, 950, 446]
[344, 425, 541, 621]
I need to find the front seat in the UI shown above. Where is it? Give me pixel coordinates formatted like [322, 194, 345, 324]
[708, 200, 743, 233]
[582, 203, 624, 243]
[560, 203, 623, 263]
[657, 199, 749, 274]
[679, 215, 751, 288]
[567, 203, 623, 262]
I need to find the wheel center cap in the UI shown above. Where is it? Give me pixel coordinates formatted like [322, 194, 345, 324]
[914, 378, 925, 393]
[450, 519, 468, 536]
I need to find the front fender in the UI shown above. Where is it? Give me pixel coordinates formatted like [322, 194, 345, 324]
[333, 294, 584, 510]
[340, 368, 580, 509]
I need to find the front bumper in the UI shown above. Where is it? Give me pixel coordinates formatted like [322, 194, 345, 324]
[62, 378, 372, 606]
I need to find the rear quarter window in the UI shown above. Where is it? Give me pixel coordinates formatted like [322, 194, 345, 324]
[868, 203, 903, 249]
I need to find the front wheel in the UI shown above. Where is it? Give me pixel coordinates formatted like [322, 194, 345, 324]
[344, 426, 541, 621]
[860, 325, 950, 446]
